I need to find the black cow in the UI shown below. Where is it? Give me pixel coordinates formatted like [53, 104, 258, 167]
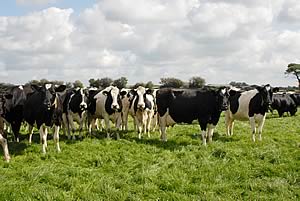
[24, 84, 66, 153]
[62, 88, 88, 140]
[1, 85, 30, 142]
[156, 87, 229, 145]
[225, 84, 278, 142]
[271, 93, 297, 117]
[289, 93, 300, 106]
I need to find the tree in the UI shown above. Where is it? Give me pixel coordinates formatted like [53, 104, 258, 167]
[131, 82, 146, 89]
[229, 81, 249, 87]
[99, 77, 113, 88]
[285, 63, 300, 88]
[145, 81, 154, 89]
[89, 78, 101, 88]
[113, 77, 128, 89]
[160, 77, 184, 88]
[73, 80, 84, 88]
[188, 76, 206, 88]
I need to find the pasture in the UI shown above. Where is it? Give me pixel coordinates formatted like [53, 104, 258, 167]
[0, 113, 299, 200]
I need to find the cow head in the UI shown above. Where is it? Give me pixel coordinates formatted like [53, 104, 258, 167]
[73, 88, 88, 111]
[133, 86, 153, 111]
[256, 84, 277, 107]
[102, 86, 122, 111]
[216, 87, 229, 111]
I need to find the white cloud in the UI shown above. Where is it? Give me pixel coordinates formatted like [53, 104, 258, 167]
[16, 0, 58, 6]
[0, 0, 299, 86]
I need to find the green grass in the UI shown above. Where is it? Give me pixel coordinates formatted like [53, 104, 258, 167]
[0, 112, 299, 200]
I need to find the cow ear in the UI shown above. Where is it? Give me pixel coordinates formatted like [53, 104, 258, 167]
[146, 89, 153, 94]
[4, 94, 13, 99]
[31, 84, 42, 91]
[55, 85, 67, 93]
[102, 91, 109, 96]
[120, 90, 127, 96]
[273, 87, 279, 93]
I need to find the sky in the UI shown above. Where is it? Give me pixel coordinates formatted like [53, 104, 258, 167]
[0, 0, 300, 86]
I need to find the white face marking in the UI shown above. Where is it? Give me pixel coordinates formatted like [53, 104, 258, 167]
[110, 87, 120, 108]
[18, 85, 23, 90]
[265, 86, 271, 91]
[221, 88, 226, 94]
[80, 88, 87, 108]
[136, 86, 146, 107]
[45, 84, 52, 90]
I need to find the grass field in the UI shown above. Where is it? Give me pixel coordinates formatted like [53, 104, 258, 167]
[0, 112, 299, 200]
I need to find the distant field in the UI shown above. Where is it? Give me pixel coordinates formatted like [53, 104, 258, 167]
[0, 112, 299, 200]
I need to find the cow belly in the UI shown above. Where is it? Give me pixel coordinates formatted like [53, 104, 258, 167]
[160, 110, 176, 127]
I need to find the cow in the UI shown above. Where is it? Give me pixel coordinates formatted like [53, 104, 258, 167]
[271, 93, 297, 117]
[1, 85, 34, 142]
[225, 84, 278, 142]
[88, 86, 122, 139]
[0, 117, 10, 162]
[129, 86, 155, 139]
[289, 93, 300, 106]
[62, 88, 88, 140]
[24, 84, 66, 153]
[119, 88, 133, 131]
[156, 87, 229, 145]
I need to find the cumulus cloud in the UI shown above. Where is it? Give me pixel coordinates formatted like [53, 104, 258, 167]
[0, 0, 300, 86]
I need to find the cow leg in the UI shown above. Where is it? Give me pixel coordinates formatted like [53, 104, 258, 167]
[199, 121, 207, 145]
[11, 122, 21, 142]
[207, 124, 215, 143]
[53, 125, 61, 152]
[0, 133, 10, 162]
[67, 114, 76, 140]
[225, 112, 234, 136]
[62, 114, 68, 138]
[39, 125, 47, 153]
[104, 117, 111, 139]
[28, 125, 34, 144]
[159, 116, 167, 142]
[257, 115, 266, 141]
[135, 116, 142, 139]
[249, 117, 256, 142]
[89, 118, 95, 136]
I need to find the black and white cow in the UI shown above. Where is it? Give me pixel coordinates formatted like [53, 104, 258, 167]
[225, 84, 277, 141]
[88, 86, 122, 139]
[271, 93, 297, 117]
[120, 88, 133, 131]
[62, 88, 88, 140]
[24, 84, 66, 153]
[157, 87, 229, 144]
[0, 117, 10, 162]
[129, 86, 155, 139]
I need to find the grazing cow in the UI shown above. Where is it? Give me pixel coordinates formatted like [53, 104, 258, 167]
[2, 85, 29, 142]
[271, 93, 297, 117]
[157, 87, 229, 144]
[62, 88, 88, 140]
[0, 117, 10, 162]
[129, 86, 155, 139]
[225, 84, 278, 141]
[89, 86, 122, 139]
[24, 84, 66, 153]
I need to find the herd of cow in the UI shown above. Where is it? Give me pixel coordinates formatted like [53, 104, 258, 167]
[0, 83, 299, 162]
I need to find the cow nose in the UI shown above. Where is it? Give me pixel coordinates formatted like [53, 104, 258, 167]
[80, 103, 87, 110]
[112, 104, 119, 110]
[138, 103, 145, 109]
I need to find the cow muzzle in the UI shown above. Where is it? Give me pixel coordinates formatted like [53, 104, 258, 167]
[111, 104, 119, 110]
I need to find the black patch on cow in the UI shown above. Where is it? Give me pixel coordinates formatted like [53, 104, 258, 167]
[104, 90, 122, 115]
[229, 91, 241, 115]
[157, 88, 229, 131]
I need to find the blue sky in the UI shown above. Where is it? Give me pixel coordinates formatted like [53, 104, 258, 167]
[0, 0, 96, 16]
